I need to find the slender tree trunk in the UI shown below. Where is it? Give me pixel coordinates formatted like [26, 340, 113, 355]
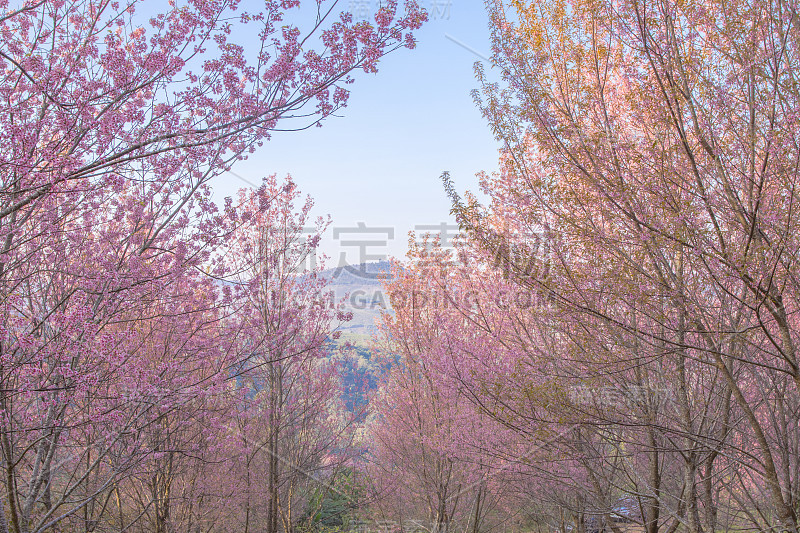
[645, 424, 661, 533]
[2, 426, 21, 533]
[470, 485, 483, 533]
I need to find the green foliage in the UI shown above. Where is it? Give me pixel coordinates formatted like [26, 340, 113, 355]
[298, 468, 364, 533]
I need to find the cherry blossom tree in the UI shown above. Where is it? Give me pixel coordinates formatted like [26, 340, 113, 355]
[366, 244, 531, 533]
[433, 0, 800, 531]
[219, 176, 357, 533]
[0, 1, 425, 531]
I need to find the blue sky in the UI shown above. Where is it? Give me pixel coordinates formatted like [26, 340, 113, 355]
[211, 0, 500, 266]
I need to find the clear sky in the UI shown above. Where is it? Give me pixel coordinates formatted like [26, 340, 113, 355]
[211, 0, 501, 267]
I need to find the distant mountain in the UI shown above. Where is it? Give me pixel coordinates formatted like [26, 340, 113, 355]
[320, 260, 395, 335]
[318, 261, 397, 412]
